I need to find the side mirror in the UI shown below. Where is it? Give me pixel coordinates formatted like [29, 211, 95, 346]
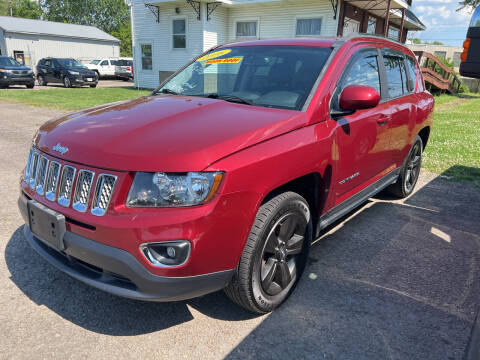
[339, 85, 381, 112]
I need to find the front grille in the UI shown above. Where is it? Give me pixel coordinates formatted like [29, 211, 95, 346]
[91, 174, 117, 216]
[72, 170, 94, 212]
[23, 147, 117, 216]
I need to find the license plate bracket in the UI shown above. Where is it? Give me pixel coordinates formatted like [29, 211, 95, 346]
[28, 200, 66, 251]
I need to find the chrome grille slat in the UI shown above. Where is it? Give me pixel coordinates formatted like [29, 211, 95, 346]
[25, 148, 34, 183]
[45, 161, 61, 201]
[57, 165, 76, 207]
[35, 156, 49, 195]
[72, 170, 95, 213]
[28, 152, 39, 189]
[91, 174, 117, 216]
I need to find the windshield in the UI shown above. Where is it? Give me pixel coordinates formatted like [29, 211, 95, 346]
[470, 6, 480, 27]
[0, 57, 21, 67]
[157, 46, 332, 110]
[57, 59, 85, 68]
[90, 60, 100, 65]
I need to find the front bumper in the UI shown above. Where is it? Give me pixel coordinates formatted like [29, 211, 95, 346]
[19, 195, 233, 301]
[71, 75, 98, 85]
[0, 74, 34, 86]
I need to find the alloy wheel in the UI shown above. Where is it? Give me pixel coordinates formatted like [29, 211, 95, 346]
[260, 212, 307, 296]
[405, 141, 422, 192]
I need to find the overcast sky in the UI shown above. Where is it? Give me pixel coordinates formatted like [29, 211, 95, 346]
[410, 0, 475, 46]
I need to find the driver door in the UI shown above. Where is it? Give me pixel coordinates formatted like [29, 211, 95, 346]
[331, 48, 393, 199]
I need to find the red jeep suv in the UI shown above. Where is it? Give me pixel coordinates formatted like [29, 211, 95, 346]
[18, 36, 434, 313]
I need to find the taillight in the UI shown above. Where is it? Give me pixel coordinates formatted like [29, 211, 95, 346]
[127, 66, 132, 71]
[461, 38, 471, 62]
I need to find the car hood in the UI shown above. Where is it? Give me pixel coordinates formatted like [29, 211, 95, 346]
[68, 67, 95, 73]
[35, 95, 307, 172]
[0, 65, 31, 71]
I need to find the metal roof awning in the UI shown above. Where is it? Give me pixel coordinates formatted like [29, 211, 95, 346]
[344, 0, 425, 30]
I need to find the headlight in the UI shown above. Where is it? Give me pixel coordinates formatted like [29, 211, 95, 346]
[127, 172, 223, 207]
[68, 70, 80, 75]
[0, 69, 12, 73]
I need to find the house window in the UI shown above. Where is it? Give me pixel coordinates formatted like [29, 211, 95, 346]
[367, 17, 377, 34]
[388, 26, 400, 40]
[434, 51, 447, 59]
[141, 44, 152, 70]
[343, 18, 360, 36]
[296, 18, 322, 36]
[453, 52, 462, 68]
[173, 19, 186, 49]
[236, 21, 257, 38]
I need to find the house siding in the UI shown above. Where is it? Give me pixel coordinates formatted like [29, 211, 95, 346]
[0, 28, 6, 56]
[227, 0, 338, 40]
[2, 32, 119, 67]
[132, 0, 339, 89]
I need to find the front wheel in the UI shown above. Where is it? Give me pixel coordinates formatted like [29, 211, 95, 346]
[63, 76, 72, 88]
[225, 192, 312, 314]
[37, 75, 47, 86]
[90, 84, 97, 88]
[388, 135, 423, 198]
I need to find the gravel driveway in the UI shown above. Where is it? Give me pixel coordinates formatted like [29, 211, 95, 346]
[1, 100, 479, 359]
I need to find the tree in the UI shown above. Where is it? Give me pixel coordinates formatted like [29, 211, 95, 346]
[432, 41, 444, 45]
[0, 0, 42, 18]
[11, 0, 42, 19]
[458, 0, 480, 11]
[40, 0, 132, 56]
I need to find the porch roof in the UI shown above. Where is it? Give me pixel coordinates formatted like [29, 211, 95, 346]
[345, 0, 425, 30]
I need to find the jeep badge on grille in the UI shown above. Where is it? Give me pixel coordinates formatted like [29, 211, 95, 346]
[52, 143, 69, 155]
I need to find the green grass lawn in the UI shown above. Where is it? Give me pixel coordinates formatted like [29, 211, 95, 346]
[424, 93, 480, 187]
[0, 87, 478, 186]
[0, 87, 151, 111]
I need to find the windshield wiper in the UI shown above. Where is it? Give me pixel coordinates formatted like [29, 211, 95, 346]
[158, 88, 179, 95]
[204, 93, 253, 106]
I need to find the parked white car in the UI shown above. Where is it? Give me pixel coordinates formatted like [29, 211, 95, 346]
[86, 58, 133, 78]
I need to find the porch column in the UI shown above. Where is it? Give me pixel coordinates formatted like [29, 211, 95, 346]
[399, 8, 406, 42]
[384, 0, 391, 37]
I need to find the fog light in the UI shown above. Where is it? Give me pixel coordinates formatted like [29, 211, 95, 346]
[166, 246, 176, 258]
[140, 241, 191, 267]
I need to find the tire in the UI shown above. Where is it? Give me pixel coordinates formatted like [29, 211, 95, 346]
[387, 135, 423, 198]
[63, 76, 72, 88]
[225, 192, 312, 314]
[26, 83, 34, 89]
[122, 78, 129, 82]
[90, 84, 97, 88]
[37, 75, 47, 86]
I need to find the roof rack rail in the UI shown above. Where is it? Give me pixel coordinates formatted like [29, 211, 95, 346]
[340, 32, 405, 46]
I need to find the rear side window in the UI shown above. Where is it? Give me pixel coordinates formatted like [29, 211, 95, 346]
[383, 55, 408, 98]
[342, 54, 381, 93]
[405, 56, 417, 92]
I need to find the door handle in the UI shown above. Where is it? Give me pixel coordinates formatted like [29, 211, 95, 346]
[377, 118, 389, 126]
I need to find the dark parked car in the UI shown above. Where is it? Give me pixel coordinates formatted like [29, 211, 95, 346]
[0, 56, 35, 89]
[36, 58, 98, 88]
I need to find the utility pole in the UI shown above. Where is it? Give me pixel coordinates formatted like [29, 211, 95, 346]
[10, 0, 13, 16]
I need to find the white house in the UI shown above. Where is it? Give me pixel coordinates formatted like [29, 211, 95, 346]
[0, 16, 120, 68]
[128, 0, 425, 89]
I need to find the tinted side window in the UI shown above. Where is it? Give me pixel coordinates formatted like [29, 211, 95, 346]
[343, 54, 381, 93]
[405, 56, 417, 91]
[44, 59, 51, 67]
[100, 60, 109, 66]
[383, 55, 407, 98]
